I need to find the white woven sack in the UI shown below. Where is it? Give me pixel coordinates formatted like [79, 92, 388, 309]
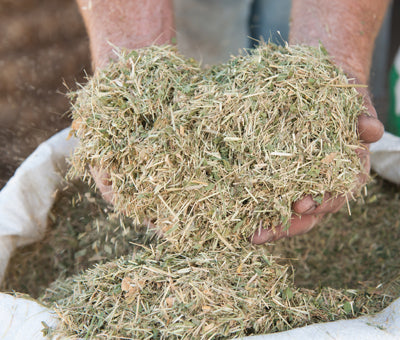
[0, 128, 399, 339]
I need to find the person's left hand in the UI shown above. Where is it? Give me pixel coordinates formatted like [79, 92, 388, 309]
[251, 87, 384, 244]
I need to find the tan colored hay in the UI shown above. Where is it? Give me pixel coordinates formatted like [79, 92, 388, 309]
[69, 43, 366, 248]
[43, 241, 389, 339]
[50, 43, 377, 339]
[37, 179, 398, 339]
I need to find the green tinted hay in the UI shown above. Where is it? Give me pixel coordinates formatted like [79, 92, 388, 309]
[42, 241, 391, 339]
[41, 43, 380, 339]
[271, 176, 400, 294]
[1, 180, 155, 298]
[69, 43, 366, 247]
[3, 178, 393, 339]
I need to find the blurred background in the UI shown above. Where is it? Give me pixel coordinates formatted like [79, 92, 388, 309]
[0, 0, 90, 188]
[1, 0, 398, 189]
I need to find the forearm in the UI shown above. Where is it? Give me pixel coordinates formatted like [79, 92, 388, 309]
[76, 0, 175, 69]
[289, 0, 391, 84]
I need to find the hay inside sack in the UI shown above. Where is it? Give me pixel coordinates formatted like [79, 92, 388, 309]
[5, 177, 390, 339]
[49, 43, 378, 338]
[43, 239, 391, 340]
[69, 43, 366, 247]
[1, 180, 155, 299]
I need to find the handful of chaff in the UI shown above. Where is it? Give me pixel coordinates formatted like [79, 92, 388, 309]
[56, 43, 369, 338]
[70, 43, 365, 246]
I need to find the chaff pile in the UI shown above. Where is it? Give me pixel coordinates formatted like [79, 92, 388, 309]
[2, 180, 155, 298]
[70, 43, 365, 247]
[49, 43, 373, 338]
[2, 176, 385, 339]
[43, 241, 390, 339]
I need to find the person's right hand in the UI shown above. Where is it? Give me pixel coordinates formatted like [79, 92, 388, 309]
[76, 0, 175, 204]
[89, 166, 114, 204]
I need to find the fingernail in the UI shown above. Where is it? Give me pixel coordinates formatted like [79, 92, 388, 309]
[303, 205, 317, 214]
[251, 227, 275, 244]
[102, 179, 112, 186]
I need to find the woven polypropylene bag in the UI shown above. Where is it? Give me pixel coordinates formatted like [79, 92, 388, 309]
[0, 128, 399, 339]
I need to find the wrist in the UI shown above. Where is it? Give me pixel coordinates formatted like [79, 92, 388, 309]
[289, 0, 390, 84]
[77, 0, 175, 70]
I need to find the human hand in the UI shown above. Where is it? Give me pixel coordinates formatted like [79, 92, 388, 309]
[250, 0, 390, 244]
[251, 81, 384, 244]
[76, 0, 175, 202]
[89, 166, 114, 204]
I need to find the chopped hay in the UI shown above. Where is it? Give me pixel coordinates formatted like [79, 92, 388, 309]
[42, 241, 391, 339]
[69, 43, 366, 247]
[271, 176, 400, 295]
[3, 178, 397, 339]
[6, 43, 387, 339]
[1, 180, 156, 298]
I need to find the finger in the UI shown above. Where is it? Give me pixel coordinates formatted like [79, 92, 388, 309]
[355, 145, 370, 169]
[89, 165, 114, 204]
[251, 214, 324, 244]
[355, 86, 384, 143]
[357, 113, 384, 143]
[143, 218, 163, 237]
[292, 195, 317, 214]
[357, 86, 377, 117]
[293, 193, 345, 215]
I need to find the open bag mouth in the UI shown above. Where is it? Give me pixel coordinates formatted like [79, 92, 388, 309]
[0, 126, 399, 339]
